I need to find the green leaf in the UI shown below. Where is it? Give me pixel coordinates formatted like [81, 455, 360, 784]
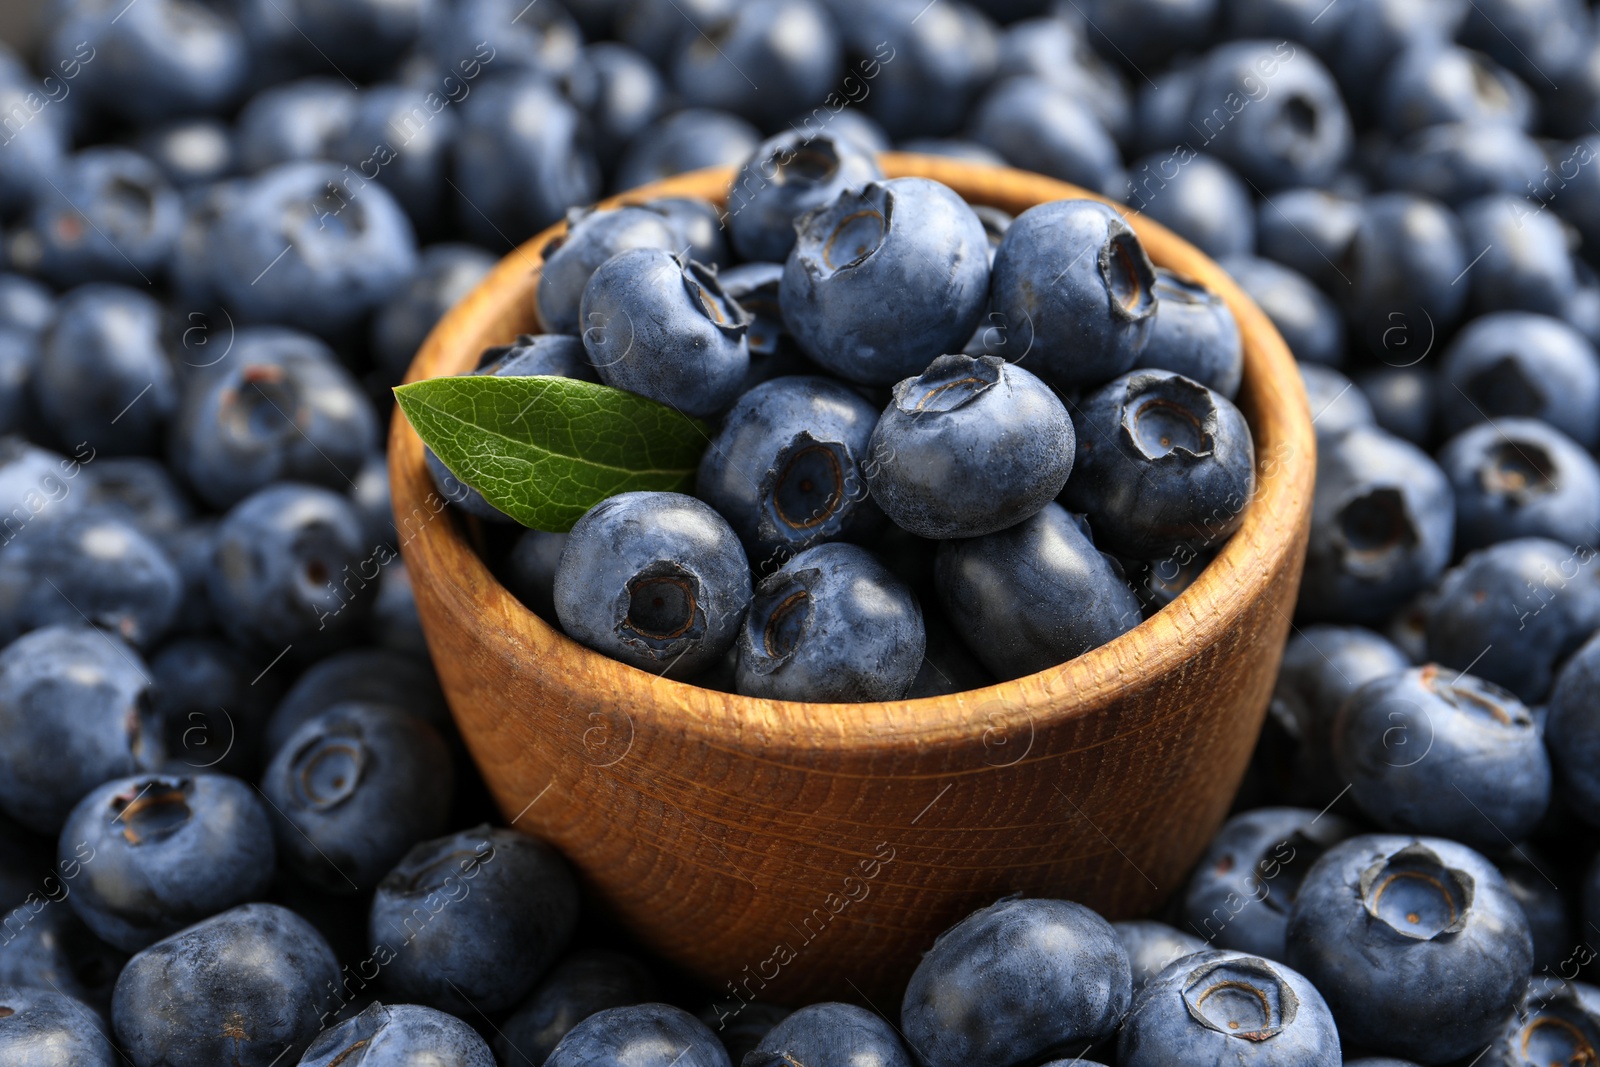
[394, 375, 710, 533]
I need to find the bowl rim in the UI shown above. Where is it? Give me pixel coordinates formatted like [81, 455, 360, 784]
[389, 153, 1315, 753]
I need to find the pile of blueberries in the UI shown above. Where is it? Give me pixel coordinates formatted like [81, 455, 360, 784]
[0, 0, 1598, 1062]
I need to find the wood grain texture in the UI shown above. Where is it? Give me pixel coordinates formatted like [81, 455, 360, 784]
[388, 155, 1316, 1004]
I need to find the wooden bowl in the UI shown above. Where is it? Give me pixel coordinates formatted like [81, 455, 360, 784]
[389, 155, 1315, 1005]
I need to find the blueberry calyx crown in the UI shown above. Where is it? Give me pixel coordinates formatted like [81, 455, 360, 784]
[109, 777, 194, 846]
[1417, 664, 1532, 730]
[1479, 437, 1556, 504]
[1180, 956, 1298, 1042]
[1513, 982, 1600, 1064]
[225, 364, 297, 446]
[617, 560, 707, 656]
[744, 569, 820, 675]
[289, 721, 368, 812]
[758, 430, 854, 543]
[1118, 372, 1217, 461]
[681, 259, 749, 339]
[1097, 219, 1157, 324]
[1358, 842, 1475, 941]
[768, 136, 842, 188]
[1333, 485, 1419, 579]
[795, 183, 891, 280]
[890, 353, 1002, 416]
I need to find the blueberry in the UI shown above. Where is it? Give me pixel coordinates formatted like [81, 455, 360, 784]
[638, 197, 732, 268]
[0, 902, 129, 1020]
[138, 118, 237, 189]
[1439, 417, 1600, 552]
[58, 773, 274, 953]
[1438, 312, 1600, 449]
[697, 375, 883, 562]
[212, 161, 418, 340]
[0, 81, 68, 219]
[829, 0, 997, 140]
[1333, 666, 1550, 848]
[372, 244, 496, 383]
[1223, 0, 1350, 55]
[1551, 135, 1600, 256]
[1220, 255, 1346, 367]
[613, 108, 761, 192]
[901, 897, 1131, 1067]
[0, 625, 161, 834]
[1354, 366, 1434, 447]
[0, 330, 34, 439]
[935, 502, 1142, 680]
[263, 646, 450, 759]
[350, 453, 395, 554]
[370, 560, 427, 656]
[537, 207, 679, 336]
[1133, 270, 1244, 397]
[0, 986, 117, 1066]
[736, 541, 922, 702]
[1063, 369, 1255, 559]
[1376, 41, 1536, 136]
[1182, 807, 1357, 961]
[45, 0, 246, 124]
[168, 180, 240, 310]
[1118, 949, 1341, 1067]
[1460, 195, 1582, 320]
[615, 0, 736, 64]
[1425, 537, 1600, 703]
[567, 43, 668, 169]
[150, 637, 275, 778]
[582, 249, 746, 414]
[1459, 0, 1591, 90]
[33, 283, 176, 457]
[1113, 921, 1206, 998]
[207, 483, 373, 655]
[1121, 546, 1217, 619]
[1298, 363, 1373, 440]
[995, 16, 1132, 143]
[1297, 424, 1452, 625]
[79, 458, 192, 542]
[501, 530, 569, 622]
[331, 83, 460, 238]
[1487, 978, 1600, 1067]
[163, 520, 219, 635]
[429, 0, 581, 79]
[1383, 122, 1552, 207]
[286, 0, 439, 80]
[1343, 192, 1469, 344]
[112, 902, 341, 1067]
[747, 1002, 910, 1067]
[0, 274, 55, 337]
[670, 0, 842, 129]
[546, 1003, 731, 1067]
[0, 437, 85, 549]
[0, 509, 182, 650]
[781, 177, 989, 386]
[497, 949, 658, 1066]
[1328, 0, 1463, 119]
[969, 76, 1125, 198]
[457, 79, 596, 244]
[1127, 153, 1254, 261]
[301, 1003, 495, 1066]
[1188, 40, 1352, 190]
[990, 198, 1157, 391]
[14, 148, 180, 289]
[867, 354, 1074, 538]
[172, 328, 377, 509]
[555, 491, 751, 678]
[263, 703, 453, 893]
[1253, 186, 1363, 295]
[1286, 834, 1532, 1063]
[1543, 629, 1600, 827]
[1072, 0, 1216, 70]
[235, 78, 359, 172]
[1257, 625, 1410, 806]
[728, 132, 883, 265]
[369, 826, 578, 1014]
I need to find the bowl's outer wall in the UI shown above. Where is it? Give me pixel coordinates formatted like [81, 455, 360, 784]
[389, 156, 1315, 1004]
